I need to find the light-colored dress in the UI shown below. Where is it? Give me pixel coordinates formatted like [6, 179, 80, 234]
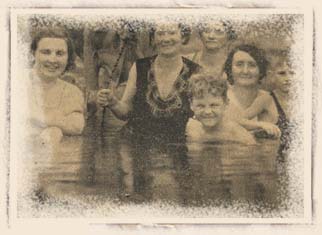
[27, 70, 85, 138]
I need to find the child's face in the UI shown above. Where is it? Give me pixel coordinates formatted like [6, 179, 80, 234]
[191, 94, 226, 129]
[274, 63, 294, 94]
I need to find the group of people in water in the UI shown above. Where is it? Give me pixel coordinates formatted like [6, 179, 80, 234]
[26, 20, 295, 148]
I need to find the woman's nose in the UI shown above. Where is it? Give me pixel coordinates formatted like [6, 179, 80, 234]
[47, 53, 58, 62]
[208, 32, 216, 39]
[242, 65, 248, 73]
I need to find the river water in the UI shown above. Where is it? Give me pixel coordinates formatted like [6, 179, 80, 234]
[21, 111, 289, 217]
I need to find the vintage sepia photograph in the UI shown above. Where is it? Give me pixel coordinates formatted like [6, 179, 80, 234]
[8, 8, 312, 224]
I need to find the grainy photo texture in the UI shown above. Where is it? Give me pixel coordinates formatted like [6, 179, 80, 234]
[10, 9, 310, 222]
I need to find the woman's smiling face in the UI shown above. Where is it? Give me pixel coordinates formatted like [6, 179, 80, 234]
[232, 50, 260, 87]
[34, 37, 68, 81]
[200, 22, 228, 51]
[154, 23, 181, 57]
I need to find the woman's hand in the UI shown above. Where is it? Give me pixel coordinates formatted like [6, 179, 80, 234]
[96, 89, 118, 108]
[258, 122, 281, 138]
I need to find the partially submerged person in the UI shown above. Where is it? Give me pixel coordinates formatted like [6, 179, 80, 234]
[93, 25, 144, 91]
[189, 20, 236, 79]
[186, 73, 256, 145]
[223, 44, 281, 139]
[96, 21, 200, 142]
[270, 58, 295, 150]
[27, 27, 85, 144]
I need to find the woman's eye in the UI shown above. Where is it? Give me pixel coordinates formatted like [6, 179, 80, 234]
[196, 104, 205, 109]
[210, 104, 220, 108]
[278, 71, 286, 76]
[235, 62, 243, 67]
[40, 49, 51, 55]
[249, 62, 257, 68]
[215, 30, 225, 35]
[56, 51, 66, 56]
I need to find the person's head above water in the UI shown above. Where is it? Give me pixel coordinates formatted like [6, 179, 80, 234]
[31, 27, 76, 80]
[189, 73, 228, 128]
[149, 21, 191, 57]
[224, 44, 268, 86]
[197, 20, 236, 52]
[273, 57, 295, 94]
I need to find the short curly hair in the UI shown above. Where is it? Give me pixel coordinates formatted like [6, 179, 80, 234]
[189, 73, 228, 102]
[30, 27, 75, 71]
[197, 20, 237, 41]
[224, 44, 268, 85]
[149, 22, 191, 46]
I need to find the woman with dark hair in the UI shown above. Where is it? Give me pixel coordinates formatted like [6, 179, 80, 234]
[223, 44, 281, 138]
[28, 27, 85, 143]
[96, 22, 200, 142]
[189, 20, 236, 79]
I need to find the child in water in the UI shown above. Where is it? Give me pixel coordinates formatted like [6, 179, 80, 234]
[186, 73, 256, 145]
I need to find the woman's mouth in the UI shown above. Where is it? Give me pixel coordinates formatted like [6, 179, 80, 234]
[239, 75, 252, 79]
[44, 64, 60, 72]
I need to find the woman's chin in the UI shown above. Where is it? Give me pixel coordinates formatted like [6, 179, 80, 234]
[40, 71, 63, 80]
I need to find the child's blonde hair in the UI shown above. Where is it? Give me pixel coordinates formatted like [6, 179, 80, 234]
[189, 72, 228, 102]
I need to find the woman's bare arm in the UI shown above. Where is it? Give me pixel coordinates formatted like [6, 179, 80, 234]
[97, 63, 137, 120]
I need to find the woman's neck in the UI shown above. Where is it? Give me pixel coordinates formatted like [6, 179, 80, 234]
[33, 69, 58, 88]
[232, 85, 259, 108]
[155, 54, 182, 69]
[201, 46, 226, 61]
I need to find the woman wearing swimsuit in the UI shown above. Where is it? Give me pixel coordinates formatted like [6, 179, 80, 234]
[223, 44, 281, 138]
[96, 21, 200, 142]
[189, 20, 236, 79]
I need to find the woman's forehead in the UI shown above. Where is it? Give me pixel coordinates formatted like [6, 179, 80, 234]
[37, 37, 67, 49]
[233, 50, 256, 61]
[202, 22, 225, 31]
[155, 22, 179, 32]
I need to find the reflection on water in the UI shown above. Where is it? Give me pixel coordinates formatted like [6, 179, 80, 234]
[29, 112, 288, 213]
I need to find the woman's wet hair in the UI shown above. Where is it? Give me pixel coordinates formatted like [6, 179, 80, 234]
[197, 20, 237, 41]
[188, 72, 228, 102]
[149, 22, 192, 46]
[30, 27, 76, 71]
[224, 44, 268, 85]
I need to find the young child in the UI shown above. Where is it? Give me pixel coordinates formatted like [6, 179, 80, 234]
[270, 58, 295, 151]
[186, 73, 256, 145]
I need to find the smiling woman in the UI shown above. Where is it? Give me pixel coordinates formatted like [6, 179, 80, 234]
[223, 44, 281, 139]
[27, 27, 85, 144]
[188, 20, 236, 79]
[96, 22, 200, 142]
